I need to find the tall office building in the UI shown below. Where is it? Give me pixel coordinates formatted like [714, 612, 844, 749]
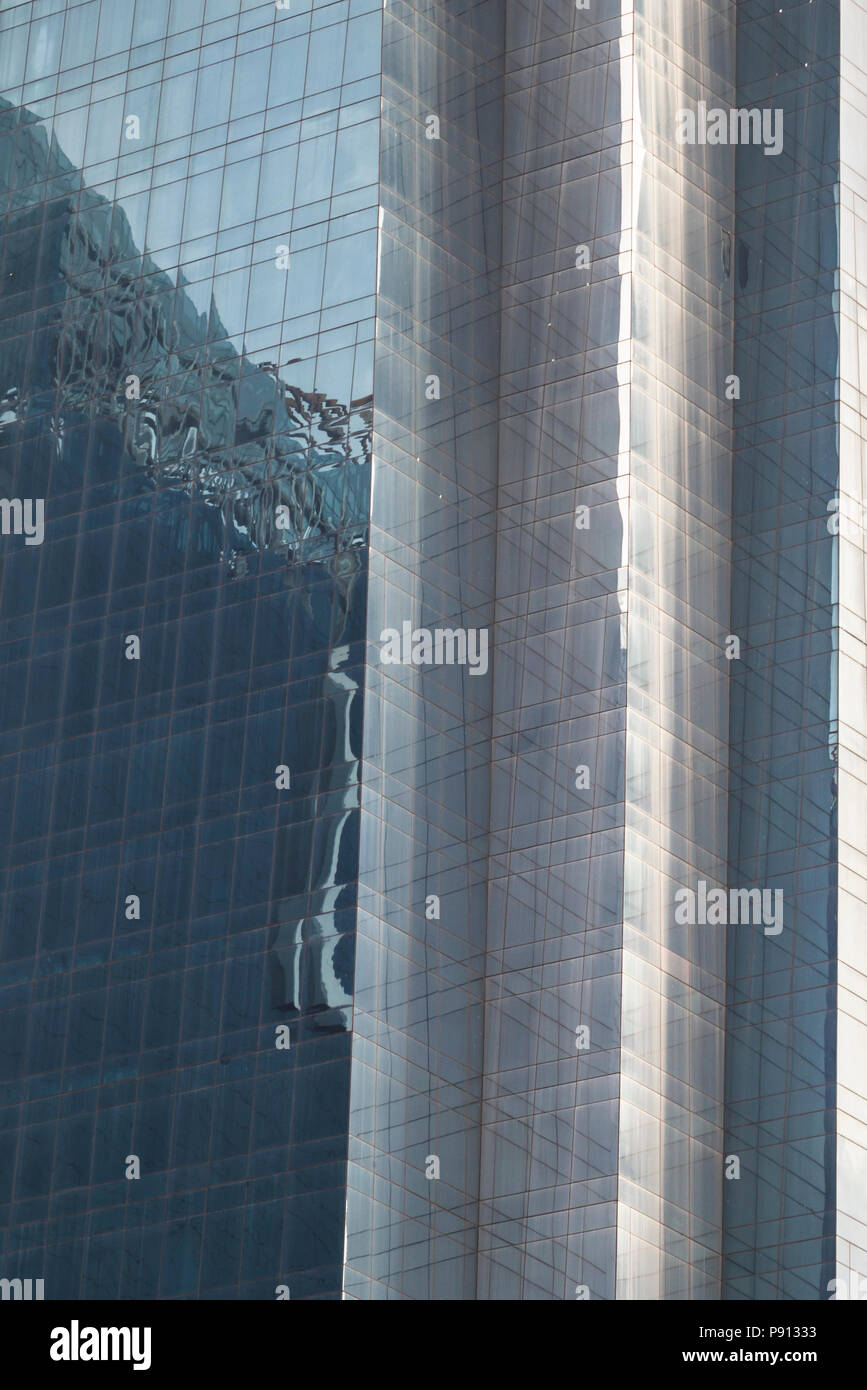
[0, 0, 862, 1302]
[0, 0, 378, 1301]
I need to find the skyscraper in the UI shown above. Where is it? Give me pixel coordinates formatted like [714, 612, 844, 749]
[0, 0, 377, 1301]
[0, 0, 861, 1303]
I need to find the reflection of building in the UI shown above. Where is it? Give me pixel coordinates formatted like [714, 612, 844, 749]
[0, 0, 863, 1304]
[0, 7, 375, 1298]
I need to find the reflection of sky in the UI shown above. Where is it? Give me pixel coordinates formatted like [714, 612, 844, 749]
[0, 0, 381, 404]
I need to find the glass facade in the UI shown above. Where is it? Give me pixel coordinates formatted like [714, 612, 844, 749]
[0, 0, 863, 1303]
[0, 0, 377, 1300]
[723, 0, 839, 1299]
[345, 0, 501, 1299]
[837, 0, 867, 1306]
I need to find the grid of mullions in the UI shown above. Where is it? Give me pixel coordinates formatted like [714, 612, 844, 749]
[723, 0, 840, 1301]
[0, 0, 379, 1298]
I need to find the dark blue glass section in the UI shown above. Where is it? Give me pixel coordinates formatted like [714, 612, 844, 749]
[0, 95, 369, 1299]
[724, 0, 839, 1300]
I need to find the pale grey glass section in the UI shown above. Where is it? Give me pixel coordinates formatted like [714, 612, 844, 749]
[836, 0, 867, 1305]
[477, 0, 629, 1302]
[617, 0, 734, 1300]
[344, 0, 502, 1299]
